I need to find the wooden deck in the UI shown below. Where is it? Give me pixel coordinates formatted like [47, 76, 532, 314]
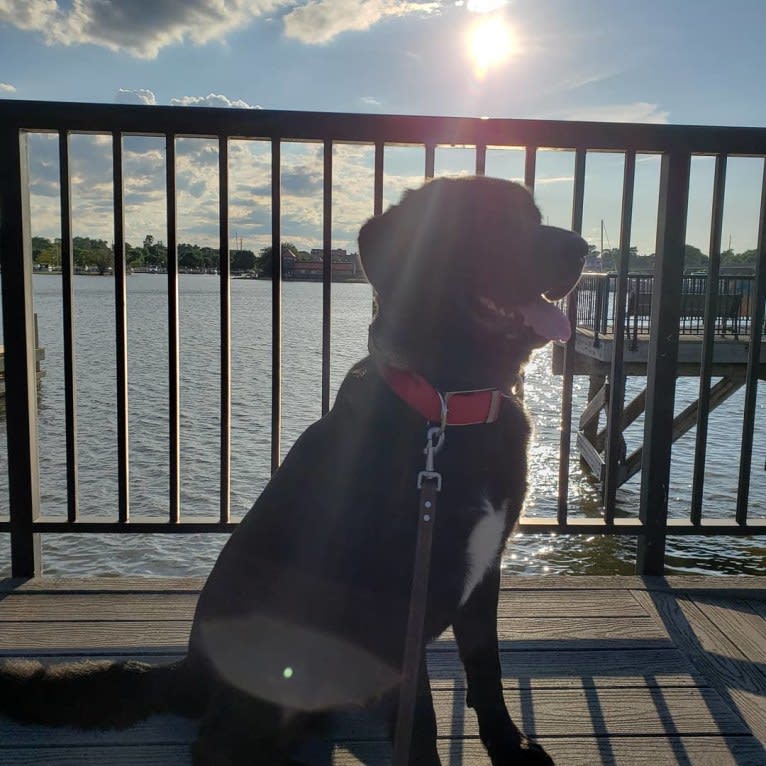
[1, 575, 764, 765]
[552, 332, 766, 377]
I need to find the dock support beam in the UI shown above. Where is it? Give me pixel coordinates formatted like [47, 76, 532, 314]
[636, 151, 691, 575]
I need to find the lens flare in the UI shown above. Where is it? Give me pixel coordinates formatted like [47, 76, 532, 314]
[469, 16, 515, 79]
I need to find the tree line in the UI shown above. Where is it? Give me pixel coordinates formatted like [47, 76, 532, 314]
[594, 244, 759, 272]
[32, 235, 259, 274]
[31, 235, 758, 275]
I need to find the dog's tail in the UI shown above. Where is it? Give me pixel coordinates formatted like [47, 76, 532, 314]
[0, 656, 207, 728]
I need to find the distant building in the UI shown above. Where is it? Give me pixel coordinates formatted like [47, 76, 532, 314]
[310, 248, 354, 263]
[291, 261, 359, 279]
[280, 248, 363, 280]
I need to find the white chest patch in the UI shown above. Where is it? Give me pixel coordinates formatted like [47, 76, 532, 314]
[459, 498, 508, 606]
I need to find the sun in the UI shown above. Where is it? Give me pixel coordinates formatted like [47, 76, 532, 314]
[468, 15, 515, 79]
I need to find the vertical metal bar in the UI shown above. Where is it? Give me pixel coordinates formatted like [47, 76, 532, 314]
[475, 144, 486, 176]
[636, 151, 691, 575]
[425, 144, 435, 180]
[524, 146, 537, 191]
[112, 132, 130, 523]
[219, 137, 231, 522]
[374, 142, 384, 216]
[691, 154, 726, 525]
[604, 151, 636, 520]
[0, 127, 41, 575]
[166, 134, 180, 523]
[735, 159, 766, 524]
[321, 140, 333, 416]
[593, 280, 603, 347]
[557, 148, 586, 524]
[58, 130, 79, 523]
[271, 139, 282, 473]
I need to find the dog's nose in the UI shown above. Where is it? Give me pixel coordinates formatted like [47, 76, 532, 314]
[575, 238, 588, 262]
[537, 225, 587, 260]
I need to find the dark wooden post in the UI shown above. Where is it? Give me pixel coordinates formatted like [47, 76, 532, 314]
[735, 159, 766, 522]
[636, 151, 690, 575]
[0, 127, 42, 576]
[557, 148, 586, 524]
[603, 151, 636, 519]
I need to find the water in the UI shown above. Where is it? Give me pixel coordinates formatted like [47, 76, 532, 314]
[0, 274, 764, 577]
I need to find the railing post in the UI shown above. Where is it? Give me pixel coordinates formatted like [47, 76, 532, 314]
[0, 127, 42, 576]
[604, 152, 636, 520]
[636, 151, 691, 575]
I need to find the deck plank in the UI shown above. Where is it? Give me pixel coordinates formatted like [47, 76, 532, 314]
[632, 589, 766, 743]
[690, 597, 766, 666]
[0, 593, 200, 621]
[0, 576, 764, 765]
[356, 687, 751, 739]
[2, 686, 750, 745]
[332, 737, 766, 766]
[0, 589, 647, 621]
[2, 738, 765, 766]
[427, 647, 704, 688]
[1, 573, 762, 594]
[0, 577, 206, 593]
[0, 615, 669, 655]
[0, 621, 190, 654]
[0, 647, 704, 689]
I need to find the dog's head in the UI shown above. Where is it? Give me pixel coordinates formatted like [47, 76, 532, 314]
[359, 176, 586, 388]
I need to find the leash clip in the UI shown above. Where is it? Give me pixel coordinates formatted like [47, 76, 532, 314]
[417, 425, 444, 491]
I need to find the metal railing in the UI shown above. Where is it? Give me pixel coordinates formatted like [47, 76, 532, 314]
[1, 99, 765, 577]
[576, 272, 762, 347]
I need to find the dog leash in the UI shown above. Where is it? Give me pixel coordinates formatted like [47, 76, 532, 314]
[392, 409, 446, 766]
[379, 363, 517, 765]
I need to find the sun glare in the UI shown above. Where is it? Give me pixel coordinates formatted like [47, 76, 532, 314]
[469, 16, 515, 79]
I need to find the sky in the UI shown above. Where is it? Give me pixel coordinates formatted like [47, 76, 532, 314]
[1, 0, 765, 255]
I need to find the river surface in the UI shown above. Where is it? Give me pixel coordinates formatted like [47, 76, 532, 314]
[0, 274, 764, 576]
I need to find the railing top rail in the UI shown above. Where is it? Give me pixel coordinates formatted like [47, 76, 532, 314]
[3, 99, 766, 154]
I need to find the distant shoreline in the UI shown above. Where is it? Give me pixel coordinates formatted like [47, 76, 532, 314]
[33, 269, 369, 284]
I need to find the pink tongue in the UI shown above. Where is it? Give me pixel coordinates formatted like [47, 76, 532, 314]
[518, 297, 572, 341]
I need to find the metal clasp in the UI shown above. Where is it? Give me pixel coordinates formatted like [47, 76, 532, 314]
[417, 421, 446, 491]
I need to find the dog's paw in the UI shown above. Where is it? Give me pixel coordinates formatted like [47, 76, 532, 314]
[513, 736, 555, 766]
[485, 730, 555, 766]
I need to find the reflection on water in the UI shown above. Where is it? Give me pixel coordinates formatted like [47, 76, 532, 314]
[0, 275, 763, 577]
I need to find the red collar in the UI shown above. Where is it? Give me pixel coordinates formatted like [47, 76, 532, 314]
[379, 364, 508, 426]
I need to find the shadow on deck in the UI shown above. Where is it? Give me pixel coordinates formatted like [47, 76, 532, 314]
[0, 575, 765, 765]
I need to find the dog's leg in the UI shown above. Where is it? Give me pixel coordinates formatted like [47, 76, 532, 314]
[192, 688, 300, 766]
[384, 648, 441, 766]
[453, 564, 554, 766]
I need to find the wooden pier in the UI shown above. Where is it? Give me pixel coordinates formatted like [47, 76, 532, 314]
[553, 271, 766, 488]
[1, 575, 765, 764]
[553, 331, 766, 487]
[0, 314, 45, 400]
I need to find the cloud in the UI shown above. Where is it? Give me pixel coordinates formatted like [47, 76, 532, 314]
[26, 124, 398, 253]
[116, 88, 156, 105]
[555, 69, 619, 92]
[283, 0, 441, 45]
[536, 175, 575, 185]
[465, 0, 508, 12]
[170, 93, 260, 109]
[281, 166, 324, 197]
[0, 0, 444, 55]
[0, 81, 17, 93]
[555, 102, 670, 124]
[0, 0, 284, 59]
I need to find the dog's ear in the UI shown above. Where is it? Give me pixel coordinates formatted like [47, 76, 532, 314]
[358, 205, 408, 298]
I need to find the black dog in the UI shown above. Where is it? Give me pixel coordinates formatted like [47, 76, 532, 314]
[0, 176, 585, 765]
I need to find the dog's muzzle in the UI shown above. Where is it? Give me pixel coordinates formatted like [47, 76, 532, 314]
[535, 225, 588, 301]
